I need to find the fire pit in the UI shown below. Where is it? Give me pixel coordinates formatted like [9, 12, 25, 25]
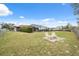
[49, 36, 57, 40]
[44, 32, 65, 42]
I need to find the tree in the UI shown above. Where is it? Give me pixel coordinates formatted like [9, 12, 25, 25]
[65, 23, 72, 31]
[71, 3, 79, 26]
[1, 23, 14, 31]
[71, 3, 79, 15]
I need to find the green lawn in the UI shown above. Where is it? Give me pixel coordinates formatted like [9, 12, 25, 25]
[0, 31, 79, 56]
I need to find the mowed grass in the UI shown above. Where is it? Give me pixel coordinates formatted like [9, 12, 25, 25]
[0, 31, 79, 56]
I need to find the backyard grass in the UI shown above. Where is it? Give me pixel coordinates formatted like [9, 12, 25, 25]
[0, 31, 79, 56]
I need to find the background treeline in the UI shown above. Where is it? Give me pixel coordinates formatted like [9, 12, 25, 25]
[0, 23, 74, 33]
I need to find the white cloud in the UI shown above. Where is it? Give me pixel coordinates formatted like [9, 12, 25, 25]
[0, 4, 13, 16]
[57, 20, 68, 24]
[3, 20, 29, 26]
[42, 18, 55, 22]
[42, 18, 51, 22]
[19, 16, 25, 19]
[39, 18, 70, 28]
[61, 3, 66, 6]
[0, 17, 76, 28]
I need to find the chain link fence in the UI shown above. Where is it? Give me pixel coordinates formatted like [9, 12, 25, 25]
[72, 27, 79, 39]
[0, 29, 7, 39]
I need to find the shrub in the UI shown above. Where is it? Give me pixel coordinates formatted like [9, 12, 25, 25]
[19, 25, 33, 33]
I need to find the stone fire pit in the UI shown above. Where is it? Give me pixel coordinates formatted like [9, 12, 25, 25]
[44, 32, 65, 42]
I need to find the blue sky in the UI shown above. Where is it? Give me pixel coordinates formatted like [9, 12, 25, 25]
[0, 3, 77, 27]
